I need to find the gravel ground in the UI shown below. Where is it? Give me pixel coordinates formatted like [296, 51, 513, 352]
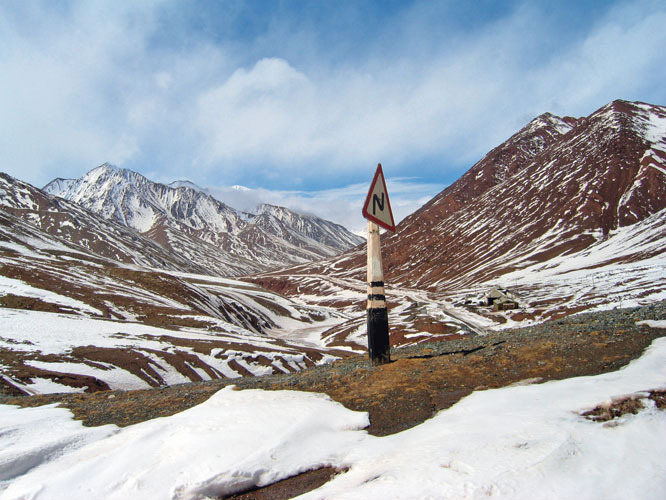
[2, 300, 665, 499]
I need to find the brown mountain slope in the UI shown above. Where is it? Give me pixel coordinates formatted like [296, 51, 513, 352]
[383, 99, 666, 288]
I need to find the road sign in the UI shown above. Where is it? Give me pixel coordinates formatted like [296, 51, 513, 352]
[362, 164, 396, 232]
[362, 164, 394, 365]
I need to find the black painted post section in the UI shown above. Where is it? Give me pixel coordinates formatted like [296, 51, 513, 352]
[367, 306, 390, 365]
[367, 221, 390, 365]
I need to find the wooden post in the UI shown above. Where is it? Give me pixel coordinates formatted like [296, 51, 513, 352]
[367, 220, 390, 365]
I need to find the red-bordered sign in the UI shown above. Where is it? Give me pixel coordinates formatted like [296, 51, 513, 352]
[362, 163, 396, 232]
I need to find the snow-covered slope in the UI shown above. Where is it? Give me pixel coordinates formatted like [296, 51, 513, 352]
[0, 172, 203, 273]
[45, 165, 363, 276]
[2, 333, 666, 498]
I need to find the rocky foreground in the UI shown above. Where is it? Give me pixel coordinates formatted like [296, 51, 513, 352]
[2, 300, 665, 499]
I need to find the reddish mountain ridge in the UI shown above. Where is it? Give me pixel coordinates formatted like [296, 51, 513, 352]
[253, 99, 666, 324]
[383, 99, 666, 288]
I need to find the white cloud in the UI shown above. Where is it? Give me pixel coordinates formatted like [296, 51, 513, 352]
[518, 3, 666, 116]
[195, 58, 316, 166]
[206, 177, 443, 234]
[188, 1, 666, 185]
[0, 3, 157, 182]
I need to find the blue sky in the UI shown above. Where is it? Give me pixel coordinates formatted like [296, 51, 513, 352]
[2, 0, 666, 232]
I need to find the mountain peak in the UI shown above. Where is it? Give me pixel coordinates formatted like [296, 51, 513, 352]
[85, 163, 145, 183]
[87, 162, 126, 178]
[257, 203, 288, 214]
[168, 180, 207, 193]
[526, 111, 579, 136]
[587, 98, 661, 123]
[42, 177, 75, 195]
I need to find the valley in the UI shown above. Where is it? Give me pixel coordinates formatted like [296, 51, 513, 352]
[1, 99, 666, 398]
[3, 1, 666, 495]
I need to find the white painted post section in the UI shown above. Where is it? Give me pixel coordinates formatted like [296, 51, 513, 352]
[366, 220, 390, 365]
[367, 221, 385, 306]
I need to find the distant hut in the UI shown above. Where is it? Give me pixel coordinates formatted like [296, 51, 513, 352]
[493, 297, 519, 311]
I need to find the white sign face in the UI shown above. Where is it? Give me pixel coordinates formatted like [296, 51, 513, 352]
[362, 164, 396, 232]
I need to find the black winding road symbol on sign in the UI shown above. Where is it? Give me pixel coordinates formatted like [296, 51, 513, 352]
[372, 193, 385, 215]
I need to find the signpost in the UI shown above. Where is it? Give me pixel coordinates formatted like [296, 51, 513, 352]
[362, 164, 395, 365]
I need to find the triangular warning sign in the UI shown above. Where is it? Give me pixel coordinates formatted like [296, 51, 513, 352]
[362, 164, 396, 232]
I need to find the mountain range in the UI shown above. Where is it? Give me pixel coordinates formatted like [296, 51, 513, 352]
[43, 164, 364, 276]
[1, 98, 665, 395]
[0, 172, 359, 395]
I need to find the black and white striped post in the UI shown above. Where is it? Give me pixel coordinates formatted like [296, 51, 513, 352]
[362, 164, 396, 366]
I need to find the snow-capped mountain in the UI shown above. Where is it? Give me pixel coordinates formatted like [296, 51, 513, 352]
[0, 172, 206, 273]
[45, 165, 363, 276]
[44, 165, 248, 235]
[250, 204, 363, 252]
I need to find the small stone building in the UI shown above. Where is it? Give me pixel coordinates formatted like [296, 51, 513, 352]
[493, 297, 519, 311]
[485, 287, 519, 311]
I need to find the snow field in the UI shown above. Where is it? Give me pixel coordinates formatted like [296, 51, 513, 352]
[0, 276, 103, 316]
[0, 308, 347, 393]
[1, 335, 665, 499]
[0, 389, 369, 499]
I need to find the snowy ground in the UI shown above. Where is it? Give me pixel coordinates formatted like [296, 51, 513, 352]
[0, 216, 365, 395]
[3, 195, 665, 394]
[0, 308, 341, 394]
[1, 325, 665, 499]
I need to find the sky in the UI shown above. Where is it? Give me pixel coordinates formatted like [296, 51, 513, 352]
[2, 0, 666, 232]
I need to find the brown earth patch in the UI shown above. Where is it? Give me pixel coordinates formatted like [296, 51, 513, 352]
[221, 467, 346, 500]
[0, 294, 70, 314]
[582, 390, 666, 422]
